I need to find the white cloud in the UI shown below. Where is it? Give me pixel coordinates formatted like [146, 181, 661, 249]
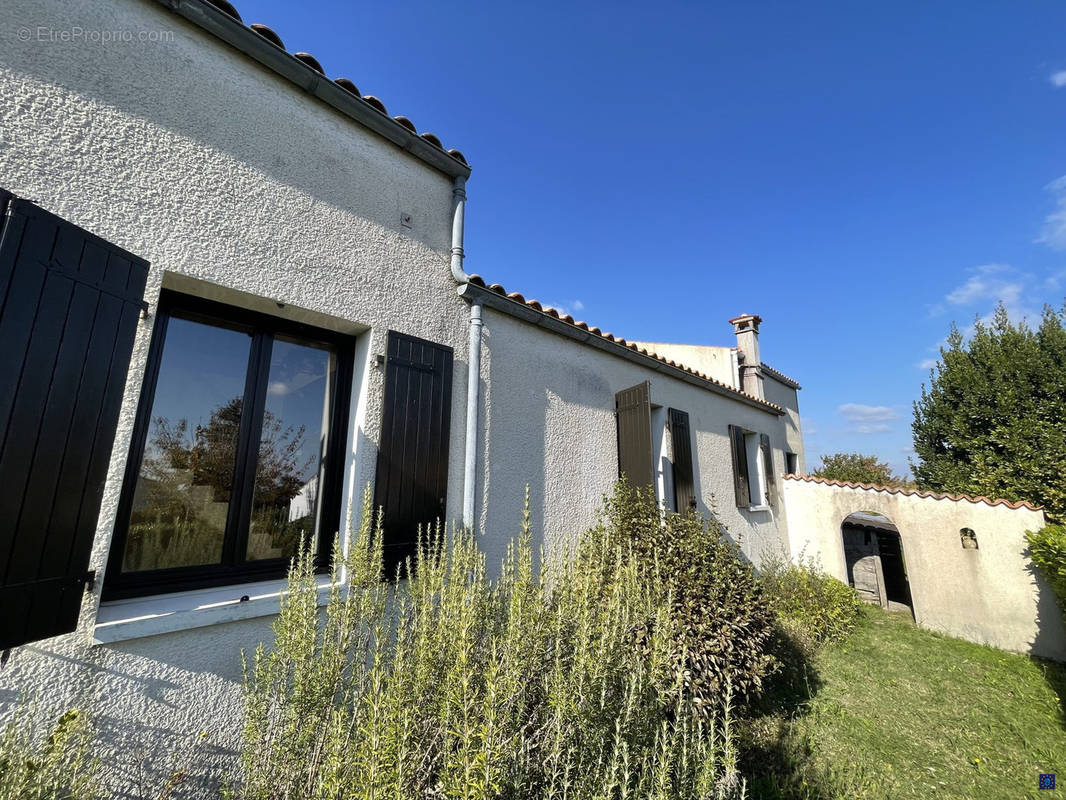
[944, 264, 1022, 307]
[1046, 269, 1066, 291]
[1051, 71, 1066, 88]
[1039, 176, 1066, 250]
[548, 299, 585, 318]
[934, 263, 1044, 332]
[838, 404, 900, 434]
[838, 403, 899, 424]
[267, 381, 292, 395]
[916, 358, 937, 370]
[854, 423, 892, 434]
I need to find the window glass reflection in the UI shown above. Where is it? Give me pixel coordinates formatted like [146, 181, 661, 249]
[246, 337, 334, 561]
[124, 317, 250, 571]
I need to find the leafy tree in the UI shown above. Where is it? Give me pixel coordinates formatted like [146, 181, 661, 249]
[811, 452, 908, 487]
[912, 303, 1066, 522]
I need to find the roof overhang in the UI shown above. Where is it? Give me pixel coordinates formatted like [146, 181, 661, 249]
[458, 282, 784, 416]
[154, 0, 472, 180]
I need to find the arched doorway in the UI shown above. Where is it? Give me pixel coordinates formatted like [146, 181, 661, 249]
[840, 512, 912, 614]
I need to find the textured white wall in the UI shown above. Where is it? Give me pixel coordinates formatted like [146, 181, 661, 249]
[0, 0, 808, 792]
[782, 477, 1066, 660]
[476, 310, 798, 570]
[763, 375, 805, 472]
[0, 0, 468, 787]
[627, 341, 737, 386]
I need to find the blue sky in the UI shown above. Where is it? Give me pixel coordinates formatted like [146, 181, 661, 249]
[238, 0, 1066, 477]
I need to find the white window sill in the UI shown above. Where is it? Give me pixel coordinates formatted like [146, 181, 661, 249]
[747, 504, 772, 513]
[93, 577, 333, 645]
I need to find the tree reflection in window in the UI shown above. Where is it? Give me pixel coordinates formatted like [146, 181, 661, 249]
[122, 319, 330, 572]
[124, 318, 249, 572]
[247, 338, 332, 562]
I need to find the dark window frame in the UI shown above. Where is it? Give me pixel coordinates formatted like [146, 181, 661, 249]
[103, 291, 354, 600]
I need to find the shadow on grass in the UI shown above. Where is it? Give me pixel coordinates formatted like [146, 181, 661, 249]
[737, 627, 868, 800]
[1039, 656, 1066, 732]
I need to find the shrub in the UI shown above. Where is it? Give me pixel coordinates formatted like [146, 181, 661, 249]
[758, 552, 863, 652]
[232, 488, 745, 800]
[596, 480, 776, 710]
[1026, 524, 1066, 609]
[0, 707, 97, 800]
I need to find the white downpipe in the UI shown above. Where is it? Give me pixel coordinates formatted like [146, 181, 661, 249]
[450, 174, 481, 531]
[463, 302, 483, 530]
[450, 176, 469, 283]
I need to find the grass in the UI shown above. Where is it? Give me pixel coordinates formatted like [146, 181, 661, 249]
[742, 606, 1066, 799]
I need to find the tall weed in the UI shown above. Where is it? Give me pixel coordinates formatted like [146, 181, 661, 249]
[0, 707, 97, 800]
[232, 487, 745, 800]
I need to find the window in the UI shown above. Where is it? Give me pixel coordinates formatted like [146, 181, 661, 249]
[615, 386, 696, 515]
[104, 292, 354, 599]
[651, 405, 672, 510]
[785, 451, 798, 475]
[729, 425, 775, 509]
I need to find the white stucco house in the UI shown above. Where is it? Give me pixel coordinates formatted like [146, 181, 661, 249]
[0, 0, 1061, 792]
[0, 0, 804, 781]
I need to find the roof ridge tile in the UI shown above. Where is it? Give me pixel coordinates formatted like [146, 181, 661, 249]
[761, 361, 801, 389]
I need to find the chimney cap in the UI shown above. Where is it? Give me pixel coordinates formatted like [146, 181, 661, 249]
[729, 313, 762, 328]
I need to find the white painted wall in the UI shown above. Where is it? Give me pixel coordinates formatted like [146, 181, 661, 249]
[0, 0, 807, 792]
[628, 341, 737, 386]
[476, 309, 798, 570]
[763, 374, 805, 473]
[782, 477, 1066, 661]
[0, 0, 468, 786]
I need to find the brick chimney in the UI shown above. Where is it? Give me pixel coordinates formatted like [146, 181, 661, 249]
[730, 314, 764, 399]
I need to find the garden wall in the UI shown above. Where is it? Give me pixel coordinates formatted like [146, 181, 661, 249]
[782, 476, 1066, 661]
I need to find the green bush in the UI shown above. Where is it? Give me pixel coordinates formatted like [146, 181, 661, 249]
[596, 480, 776, 710]
[759, 552, 863, 652]
[1026, 524, 1066, 609]
[0, 708, 97, 800]
[232, 487, 746, 800]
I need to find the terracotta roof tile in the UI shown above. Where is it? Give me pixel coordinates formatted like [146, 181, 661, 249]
[249, 23, 284, 49]
[783, 474, 1042, 511]
[468, 277, 783, 412]
[206, 0, 241, 21]
[361, 95, 387, 114]
[761, 362, 801, 389]
[198, 0, 467, 167]
[293, 52, 325, 74]
[334, 78, 359, 96]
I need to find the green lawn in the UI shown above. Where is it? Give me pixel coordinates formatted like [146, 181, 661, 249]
[741, 606, 1066, 799]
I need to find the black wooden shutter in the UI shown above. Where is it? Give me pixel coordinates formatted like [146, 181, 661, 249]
[615, 382, 654, 489]
[728, 424, 750, 507]
[0, 196, 148, 649]
[374, 330, 453, 574]
[668, 408, 695, 513]
[760, 433, 774, 506]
